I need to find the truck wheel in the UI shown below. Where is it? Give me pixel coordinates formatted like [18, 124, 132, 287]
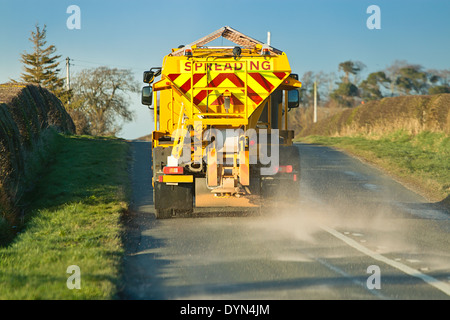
[281, 145, 301, 201]
[261, 145, 301, 203]
[154, 181, 193, 219]
[155, 208, 174, 219]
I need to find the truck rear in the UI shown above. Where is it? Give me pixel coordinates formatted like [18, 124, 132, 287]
[141, 27, 302, 218]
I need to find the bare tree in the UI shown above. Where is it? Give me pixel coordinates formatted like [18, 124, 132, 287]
[338, 60, 366, 83]
[359, 71, 391, 101]
[427, 69, 450, 94]
[299, 71, 314, 107]
[70, 67, 140, 136]
[385, 60, 423, 96]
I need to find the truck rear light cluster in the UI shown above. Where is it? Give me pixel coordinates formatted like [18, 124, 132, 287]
[163, 166, 184, 174]
[277, 165, 293, 173]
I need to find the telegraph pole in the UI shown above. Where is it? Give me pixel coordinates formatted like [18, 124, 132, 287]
[313, 81, 317, 123]
[65, 57, 71, 106]
[66, 57, 71, 91]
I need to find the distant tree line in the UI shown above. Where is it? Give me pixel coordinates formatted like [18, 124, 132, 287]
[299, 60, 450, 108]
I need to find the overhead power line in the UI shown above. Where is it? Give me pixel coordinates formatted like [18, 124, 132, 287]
[70, 58, 141, 71]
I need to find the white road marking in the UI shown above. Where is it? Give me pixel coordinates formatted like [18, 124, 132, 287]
[406, 259, 421, 263]
[352, 233, 364, 237]
[343, 171, 365, 180]
[308, 254, 389, 300]
[321, 224, 450, 297]
[362, 183, 379, 191]
[394, 202, 450, 220]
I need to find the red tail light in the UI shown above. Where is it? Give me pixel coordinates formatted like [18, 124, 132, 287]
[278, 165, 293, 173]
[163, 166, 184, 174]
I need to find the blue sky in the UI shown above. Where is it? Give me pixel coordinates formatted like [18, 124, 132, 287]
[1, 0, 449, 139]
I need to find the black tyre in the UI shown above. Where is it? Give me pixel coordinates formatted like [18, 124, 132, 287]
[261, 145, 301, 202]
[281, 145, 301, 201]
[155, 208, 174, 219]
[154, 181, 193, 219]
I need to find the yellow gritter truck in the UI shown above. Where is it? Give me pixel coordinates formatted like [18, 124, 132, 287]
[141, 26, 302, 218]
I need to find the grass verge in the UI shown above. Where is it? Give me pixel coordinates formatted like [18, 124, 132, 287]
[297, 130, 450, 209]
[0, 134, 130, 299]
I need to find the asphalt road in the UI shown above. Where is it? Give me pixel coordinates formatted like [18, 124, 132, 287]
[120, 141, 450, 300]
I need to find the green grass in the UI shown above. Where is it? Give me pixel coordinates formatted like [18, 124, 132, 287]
[0, 134, 130, 299]
[298, 131, 450, 205]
